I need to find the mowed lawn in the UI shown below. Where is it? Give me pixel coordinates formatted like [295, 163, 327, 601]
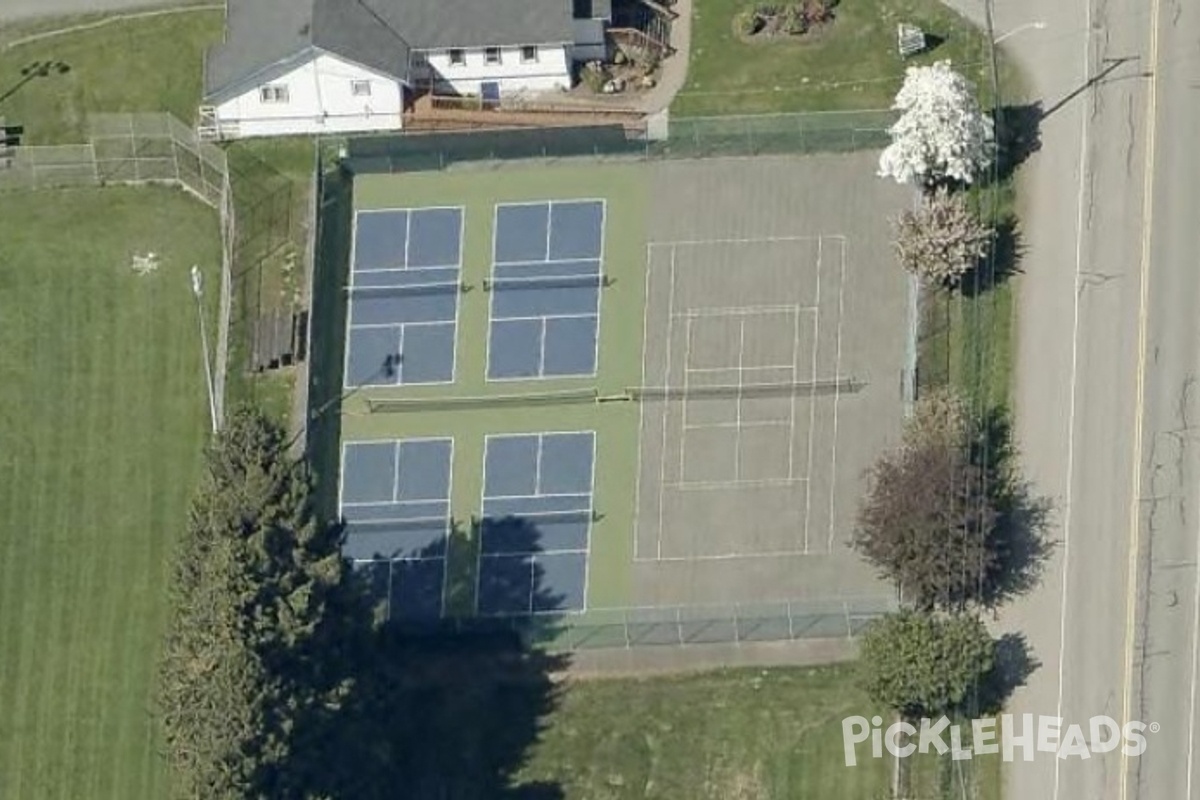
[674, 0, 995, 116]
[0, 8, 223, 144]
[515, 664, 1001, 799]
[0, 186, 220, 798]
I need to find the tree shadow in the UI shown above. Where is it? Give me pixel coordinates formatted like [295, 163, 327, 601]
[974, 408, 1054, 609]
[994, 102, 1043, 183]
[972, 632, 1042, 716]
[278, 517, 569, 799]
[959, 214, 1025, 297]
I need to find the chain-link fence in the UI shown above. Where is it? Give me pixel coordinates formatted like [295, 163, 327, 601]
[341, 109, 897, 174]
[384, 595, 897, 652]
[0, 112, 227, 205]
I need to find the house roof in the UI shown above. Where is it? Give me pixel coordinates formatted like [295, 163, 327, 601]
[205, 0, 575, 100]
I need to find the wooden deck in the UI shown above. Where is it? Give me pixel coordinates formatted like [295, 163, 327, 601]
[404, 92, 644, 133]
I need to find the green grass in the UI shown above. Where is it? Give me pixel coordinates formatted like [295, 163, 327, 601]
[225, 138, 318, 417]
[512, 664, 1001, 799]
[340, 165, 650, 614]
[674, 0, 997, 116]
[0, 8, 223, 144]
[0, 186, 220, 798]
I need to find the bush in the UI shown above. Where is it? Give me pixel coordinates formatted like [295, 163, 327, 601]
[802, 0, 838, 25]
[736, 9, 764, 36]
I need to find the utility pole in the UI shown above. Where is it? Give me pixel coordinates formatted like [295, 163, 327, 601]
[191, 265, 218, 433]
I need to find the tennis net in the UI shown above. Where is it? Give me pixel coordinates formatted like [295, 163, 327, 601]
[484, 274, 608, 292]
[367, 387, 599, 413]
[626, 377, 863, 400]
[346, 280, 463, 298]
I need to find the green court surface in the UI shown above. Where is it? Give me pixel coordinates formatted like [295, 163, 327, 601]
[342, 165, 650, 615]
[0, 186, 219, 797]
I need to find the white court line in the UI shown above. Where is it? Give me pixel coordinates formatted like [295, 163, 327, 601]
[678, 313, 695, 488]
[733, 318, 746, 481]
[667, 476, 808, 491]
[684, 420, 791, 431]
[632, 244, 654, 562]
[687, 363, 798, 374]
[349, 319, 456, 331]
[786, 304, 802, 487]
[676, 304, 808, 318]
[488, 312, 598, 323]
[647, 235, 820, 247]
[826, 238, 847, 553]
[805, 237, 824, 553]
[656, 246, 679, 561]
[533, 432, 545, 494]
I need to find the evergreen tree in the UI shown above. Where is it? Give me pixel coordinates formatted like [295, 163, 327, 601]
[159, 407, 349, 799]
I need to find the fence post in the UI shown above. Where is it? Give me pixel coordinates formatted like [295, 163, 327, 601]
[675, 606, 684, 646]
[623, 610, 632, 649]
[733, 602, 741, 645]
[844, 602, 852, 639]
[786, 600, 795, 640]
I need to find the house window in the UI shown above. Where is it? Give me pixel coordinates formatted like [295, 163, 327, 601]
[520, 45, 538, 63]
[484, 47, 502, 65]
[350, 79, 372, 97]
[412, 51, 428, 67]
[259, 84, 289, 103]
[448, 48, 466, 66]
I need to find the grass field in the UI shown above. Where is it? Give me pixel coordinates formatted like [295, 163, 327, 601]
[0, 186, 220, 798]
[513, 664, 1001, 799]
[674, 0, 999, 116]
[0, 8, 223, 144]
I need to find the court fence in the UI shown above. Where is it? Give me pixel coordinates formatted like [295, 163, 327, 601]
[394, 595, 898, 652]
[341, 109, 898, 174]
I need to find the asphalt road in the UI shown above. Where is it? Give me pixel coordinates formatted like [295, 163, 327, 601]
[945, 0, 1200, 797]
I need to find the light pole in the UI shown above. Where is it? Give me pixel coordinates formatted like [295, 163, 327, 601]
[993, 21, 1046, 46]
[190, 265, 218, 434]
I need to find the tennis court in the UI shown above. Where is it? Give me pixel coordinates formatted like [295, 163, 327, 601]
[345, 206, 464, 387]
[340, 437, 453, 620]
[487, 200, 606, 380]
[477, 431, 596, 615]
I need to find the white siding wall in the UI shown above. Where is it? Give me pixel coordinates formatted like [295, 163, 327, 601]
[214, 52, 403, 138]
[415, 44, 571, 95]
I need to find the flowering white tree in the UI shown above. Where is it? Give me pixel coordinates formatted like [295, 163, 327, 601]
[878, 60, 994, 188]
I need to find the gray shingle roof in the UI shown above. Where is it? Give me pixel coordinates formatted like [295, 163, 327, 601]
[205, 0, 575, 101]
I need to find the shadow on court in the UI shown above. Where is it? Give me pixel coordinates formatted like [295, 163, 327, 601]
[283, 525, 570, 799]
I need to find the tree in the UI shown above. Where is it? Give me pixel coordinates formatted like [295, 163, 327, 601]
[853, 391, 997, 611]
[878, 60, 994, 188]
[901, 386, 970, 453]
[858, 610, 995, 718]
[158, 406, 350, 799]
[892, 188, 993, 288]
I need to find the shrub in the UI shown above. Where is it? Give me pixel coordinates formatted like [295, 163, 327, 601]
[736, 9, 763, 36]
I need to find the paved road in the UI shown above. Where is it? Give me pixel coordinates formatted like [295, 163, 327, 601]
[940, 0, 1200, 797]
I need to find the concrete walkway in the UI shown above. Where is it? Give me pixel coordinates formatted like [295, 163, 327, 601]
[633, 0, 693, 115]
[0, 0, 204, 23]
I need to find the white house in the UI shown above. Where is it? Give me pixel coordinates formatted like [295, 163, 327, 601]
[201, 0, 613, 139]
